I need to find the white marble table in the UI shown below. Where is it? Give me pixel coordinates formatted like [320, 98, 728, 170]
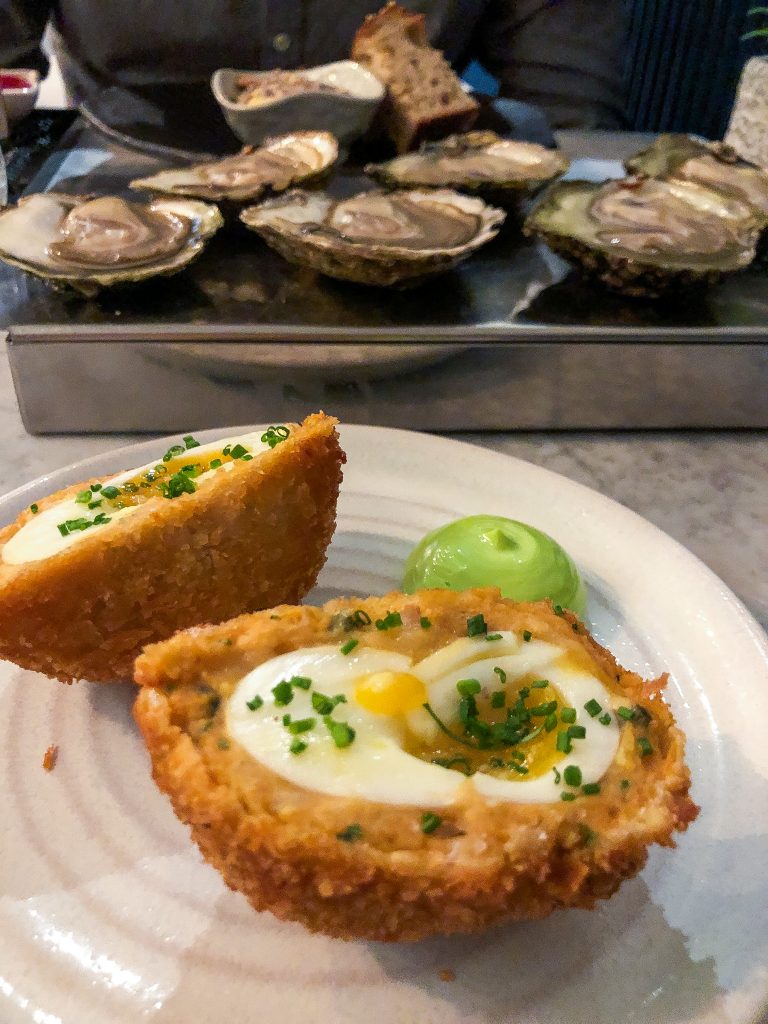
[1, 343, 765, 633]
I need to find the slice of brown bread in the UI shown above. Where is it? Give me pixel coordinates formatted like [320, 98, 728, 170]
[352, 2, 479, 153]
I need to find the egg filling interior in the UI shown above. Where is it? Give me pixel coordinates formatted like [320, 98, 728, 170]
[2, 425, 290, 565]
[227, 628, 622, 807]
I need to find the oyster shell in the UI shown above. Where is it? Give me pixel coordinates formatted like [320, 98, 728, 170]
[626, 134, 768, 226]
[0, 193, 223, 296]
[239, 187, 505, 286]
[524, 176, 759, 297]
[130, 131, 338, 204]
[366, 131, 569, 202]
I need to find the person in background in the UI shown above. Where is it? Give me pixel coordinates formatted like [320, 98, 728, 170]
[0, 0, 627, 151]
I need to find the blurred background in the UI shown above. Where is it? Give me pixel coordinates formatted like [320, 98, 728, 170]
[31, 0, 767, 140]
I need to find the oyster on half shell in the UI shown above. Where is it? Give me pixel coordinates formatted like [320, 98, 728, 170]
[626, 134, 768, 226]
[524, 176, 760, 297]
[130, 131, 338, 204]
[366, 131, 569, 203]
[0, 193, 223, 296]
[239, 187, 505, 286]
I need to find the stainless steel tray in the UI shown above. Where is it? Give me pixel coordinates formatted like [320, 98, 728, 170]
[3, 123, 767, 432]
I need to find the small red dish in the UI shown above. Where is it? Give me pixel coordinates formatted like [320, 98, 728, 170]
[0, 68, 40, 122]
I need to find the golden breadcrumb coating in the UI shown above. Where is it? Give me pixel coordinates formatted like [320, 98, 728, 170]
[134, 588, 698, 942]
[0, 413, 344, 683]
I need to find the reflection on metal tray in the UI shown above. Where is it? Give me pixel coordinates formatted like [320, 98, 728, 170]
[2, 121, 767, 431]
[9, 339, 768, 433]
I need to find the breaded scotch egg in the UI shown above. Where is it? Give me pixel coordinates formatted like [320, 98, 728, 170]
[0, 413, 344, 683]
[134, 588, 697, 942]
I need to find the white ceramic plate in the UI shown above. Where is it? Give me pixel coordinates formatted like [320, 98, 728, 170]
[1, 426, 767, 1024]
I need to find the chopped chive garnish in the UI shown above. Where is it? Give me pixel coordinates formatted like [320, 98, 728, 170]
[210, 458, 222, 469]
[493, 666, 507, 685]
[620, 779, 631, 790]
[617, 706, 635, 720]
[563, 765, 582, 787]
[75, 490, 91, 504]
[490, 691, 506, 709]
[223, 638, 233, 646]
[311, 691, 346, 715]
[261, 425, 290, 448]
[29, 503, 38, 514]
[336, 823, 363, 842]
[350, 609, 372, 627]
[544, 713, 558, 732]
[552, 766, 561, 785]
[522, 630, 532, 642]
[561, 791, 576, 802]
[100, 485, 120, 499]
[599, 712, 612, 726]
[466, 613, 488, 637]
[287, 717, 316, 734]
[282, 713, 292, 726]
[375, 611, 402, 631]
[567, 724, 586, 739]
[509, 762, 529, 774]
[553, 604, 564, 616]
[340, 638, 358, 655]
[90, 483, 101, 491]
[246, 695, 263, 711]
[486, 633, 502, 642]
[88, 500, 102, 509]
[431, 756, 474, 775]
[421, 812, 442, 835]
[529, 700, 557, 717]
[324, 717, 355, 748]
[582, 782, 601, 795]
[289, 675, 312, 690]
[229, 443, 249, 459]
[423, 703, 479, 749]
[531, 679, 549, 689]
[272, 680, 294, 706]
[579, 824, 598, 846]
[556, 731, 572, 754]
[158, 471, 197, 499]
[420, 616, 432, 629]
[637, 737, 653, 757]
[162, 444, 186, 462]
[217, 737, 230, 750]
[183, 435, 200, 449]
[560, 707, 577, 723]
[289, 739, 308, 755]
[456, 678, 481, 696]
[584, 699, 602, 718]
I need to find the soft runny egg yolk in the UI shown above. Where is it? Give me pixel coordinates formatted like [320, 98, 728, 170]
[354, 671, 428, 716]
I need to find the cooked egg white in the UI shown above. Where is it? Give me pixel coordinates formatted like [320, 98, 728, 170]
[227, 632, 621, 807]
[2, 430, 271, 565]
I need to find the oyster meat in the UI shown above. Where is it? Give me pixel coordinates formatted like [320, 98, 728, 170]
[366, 131, 568, 201]
[524, 176, 760, 296]
[240, 187, 505, 286]
[0, 193, 223, 296]
[626, 135, 768, 226]
[131, 131, 338, 204]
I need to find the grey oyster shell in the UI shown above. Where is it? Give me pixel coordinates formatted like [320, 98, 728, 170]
[524, 176, 760, 297]
[131, 131, 338, 204]
[366, 131, 569, 203]
[0, 193, 223, 297]
[626, 134, 768, 227]
[239, 187, 505, 287]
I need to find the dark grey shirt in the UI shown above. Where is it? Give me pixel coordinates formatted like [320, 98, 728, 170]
[0, 0, 627, 150]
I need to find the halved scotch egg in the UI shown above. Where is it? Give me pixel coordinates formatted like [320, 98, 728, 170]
[0, 413, 344, 683]
[134, 588, 697, 942]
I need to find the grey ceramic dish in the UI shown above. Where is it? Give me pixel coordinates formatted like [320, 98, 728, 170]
[211, 61, 384, 149]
